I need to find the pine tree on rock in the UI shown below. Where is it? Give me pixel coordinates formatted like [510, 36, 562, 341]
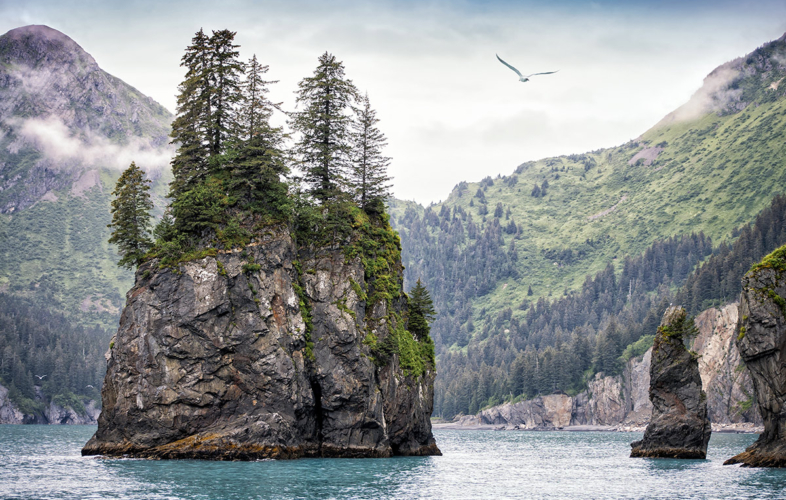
[348, 92, 391, 212]
[169, 28, 212, 199]
[108, 162, 153, 269]
[229, 54, 287, 212]
[290, 52, 358, 203]
[207, 29, 244, 159]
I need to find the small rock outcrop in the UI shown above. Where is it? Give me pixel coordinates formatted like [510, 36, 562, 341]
[631, 306, 711, 459]
[82, 227, 439, 460]
[725, 247, 786, 467]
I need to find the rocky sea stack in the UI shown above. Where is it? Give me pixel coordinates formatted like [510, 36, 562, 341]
[725, 246, 786, 467]
[630, 306, 711, 459]
[82, 222, 440, 460]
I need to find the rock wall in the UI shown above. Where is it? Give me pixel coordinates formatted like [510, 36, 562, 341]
[0, 384, 26, 424]
[0, 383, 99, 424]
[726, 256, 786, 467]
[693, 304, 760, 424]
[465, 303, 758, 430]
[83, 228, 439, 459]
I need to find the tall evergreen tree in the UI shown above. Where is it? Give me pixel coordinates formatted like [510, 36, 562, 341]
[240, 54, 277, 140]
[290, 52, 358, 202]
[207, 29, 244, 158]
[169, 28, 212, 198]
[348, 92, 391, 211]
[228, 54, 287, 212]
[108, 162, 153, 269]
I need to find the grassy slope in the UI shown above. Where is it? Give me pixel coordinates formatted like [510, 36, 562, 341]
[0, 167, 171, 329]
[390, 74, 786, 342]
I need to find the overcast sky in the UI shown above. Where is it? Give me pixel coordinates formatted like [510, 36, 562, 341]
[2, 0, 785, 204]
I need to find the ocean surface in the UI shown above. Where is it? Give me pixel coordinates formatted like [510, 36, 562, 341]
[1, 425, 785, 499]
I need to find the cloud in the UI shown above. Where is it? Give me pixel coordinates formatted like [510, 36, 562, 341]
[8, 116, 173, 176]
[659, 63, 742, 124]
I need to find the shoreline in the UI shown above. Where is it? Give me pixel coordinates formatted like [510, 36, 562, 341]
[432, 422, 763, 434]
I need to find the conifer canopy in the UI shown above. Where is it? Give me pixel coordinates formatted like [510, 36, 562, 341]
[108, 162, 153, 269]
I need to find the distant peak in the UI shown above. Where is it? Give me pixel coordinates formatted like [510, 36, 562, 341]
[4, 25, 72, 42]
[0, 24, 95, 67]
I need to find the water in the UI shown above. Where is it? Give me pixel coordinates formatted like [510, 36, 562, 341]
[1, 425, 785, 499]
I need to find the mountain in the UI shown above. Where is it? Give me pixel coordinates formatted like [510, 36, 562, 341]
[0, 25, 173, 328]
[0, 25, 173, 419]
[389, 33, 786, 418]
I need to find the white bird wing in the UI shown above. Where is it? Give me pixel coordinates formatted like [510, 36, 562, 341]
[496, 54, 523, 78]
[524, 70, 559, 78]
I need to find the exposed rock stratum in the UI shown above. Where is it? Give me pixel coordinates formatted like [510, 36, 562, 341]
[82, 228, 439, 459]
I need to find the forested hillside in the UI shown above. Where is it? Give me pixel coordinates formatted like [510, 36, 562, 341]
[0, 25, 172, 414]
[0, 294, 111, 416]
[0, 25, 173, 329]
[390, 34, 786, 417]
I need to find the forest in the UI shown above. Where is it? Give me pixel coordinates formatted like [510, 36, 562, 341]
[398, 194, 786, 418]
[0, 293, 110, 415]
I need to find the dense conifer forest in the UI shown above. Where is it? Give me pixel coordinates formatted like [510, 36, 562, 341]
[398, 194, 786, 418]
[0, 294, 110, 415]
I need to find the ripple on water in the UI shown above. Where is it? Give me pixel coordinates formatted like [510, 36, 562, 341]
[1, 425, 785, 499]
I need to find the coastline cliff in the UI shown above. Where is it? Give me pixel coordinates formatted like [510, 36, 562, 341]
[726, 246, 786, 467]
[451, 303, 760, 431]
[83, 222, 440, 459]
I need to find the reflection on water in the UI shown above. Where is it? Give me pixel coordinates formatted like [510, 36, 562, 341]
[1, 425, 785, 499]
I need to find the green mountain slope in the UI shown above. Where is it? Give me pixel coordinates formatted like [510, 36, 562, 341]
[390, 33, 786, 417]
[0, 25, 173, 329]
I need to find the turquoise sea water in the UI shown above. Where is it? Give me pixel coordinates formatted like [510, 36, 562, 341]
[1, 425, 785, 499]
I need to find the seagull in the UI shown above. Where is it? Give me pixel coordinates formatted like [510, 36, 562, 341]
[496, 54, 558, 82]
[35, 374, 47, 380]
[86, 385, 94, 389]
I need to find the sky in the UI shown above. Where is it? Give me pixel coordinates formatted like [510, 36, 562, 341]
[1, 0, 785, 205]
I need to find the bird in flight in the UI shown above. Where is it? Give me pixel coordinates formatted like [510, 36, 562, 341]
[35, 374, 47, 380]
[496, 54, 558, 82]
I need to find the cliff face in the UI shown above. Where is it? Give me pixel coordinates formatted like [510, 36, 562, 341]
[0, 384, 100, 425]
[693, 305, 760, 424]
[472, 303, 757, 430]
[726, 250, 786, 467]
[630, 306, 711, 459]
[82, 228, 439, 459]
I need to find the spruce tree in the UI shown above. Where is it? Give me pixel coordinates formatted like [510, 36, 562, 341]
[207, 29, 244, 158]
[407, 278, 436, 340]
[169, 28, 211, 199]
[229, 54, 287, 212]
[348, 92, 391, 211]
[290, 52, 358, 203]
[240, 54, 277, 140]
[108, 162, 153, 269]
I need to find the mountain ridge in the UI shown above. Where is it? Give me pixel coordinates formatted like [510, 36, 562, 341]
[389, 32, 786, 418]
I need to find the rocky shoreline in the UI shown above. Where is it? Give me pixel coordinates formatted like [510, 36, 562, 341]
[0, 383, 100, 425]
[432, 420, 762, 434]
[434, 303, 761, 437]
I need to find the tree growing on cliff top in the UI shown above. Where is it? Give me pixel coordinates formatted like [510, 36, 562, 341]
[228, 54, 288, 214]
[347, 92, 391, 212]
[169, 28, 244, 199]
[108, 162, 153, 269]
[169, 28, 211, 199]
[290, 52, 358, 203]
